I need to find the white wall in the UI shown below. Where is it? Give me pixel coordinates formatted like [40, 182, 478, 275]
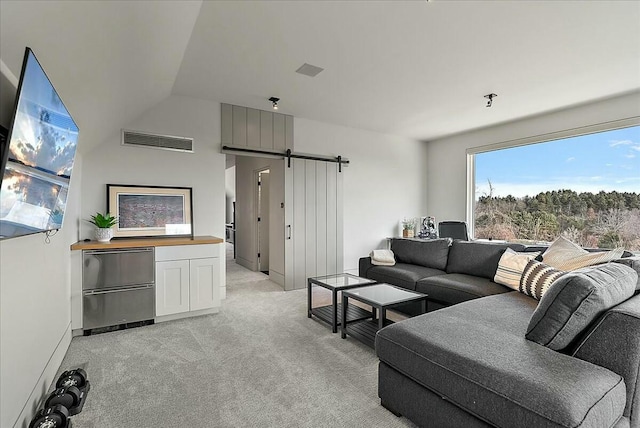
[426, 91, 640, 228]
[80, 95, 227, 297]
[0, 63, 83, 428]
[294, 118, 428, 272]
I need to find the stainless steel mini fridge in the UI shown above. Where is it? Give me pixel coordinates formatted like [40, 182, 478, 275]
[82, 247, 155, 330]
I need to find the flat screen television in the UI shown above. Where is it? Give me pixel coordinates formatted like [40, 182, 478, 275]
[0, 47, 79, 240]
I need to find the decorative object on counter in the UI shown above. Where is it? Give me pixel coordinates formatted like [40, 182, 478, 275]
[418, 216, 437, 239]
[402, 217, 417, 238]
[87, 212, 117, 243]
[107, 184, 193, 238]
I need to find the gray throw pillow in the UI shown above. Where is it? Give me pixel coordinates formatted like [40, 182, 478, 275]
[526, 263, 638, 351]
[390, 238, 451, 270]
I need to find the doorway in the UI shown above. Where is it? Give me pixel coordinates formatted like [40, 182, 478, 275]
[257, 169, 270, 274]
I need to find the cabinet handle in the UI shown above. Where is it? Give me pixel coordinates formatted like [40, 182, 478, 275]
[286, 225, 292, 240]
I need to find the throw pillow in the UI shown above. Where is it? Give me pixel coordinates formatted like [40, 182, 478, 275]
[494, 248, 540, 290]
[540, 236, 587, 267]
[541, 236, 625, 271]
[549, 248, 626, 271]
[526, 263, 638, 351]
[519, 260, 566, 300]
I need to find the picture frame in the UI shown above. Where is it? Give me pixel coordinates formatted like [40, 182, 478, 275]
[107, 184, 193, 238]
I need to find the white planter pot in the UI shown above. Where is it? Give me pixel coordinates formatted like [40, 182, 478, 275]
[95, 228, 114, 243]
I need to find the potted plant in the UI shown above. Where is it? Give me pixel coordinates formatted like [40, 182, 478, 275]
[402, 218, 416, 238]
[88, 212, 118, 243]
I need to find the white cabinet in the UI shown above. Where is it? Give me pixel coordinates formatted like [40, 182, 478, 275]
[189, 258, 220, 311]
[155, 244, 220, 320]
[156, 260, 190, 316]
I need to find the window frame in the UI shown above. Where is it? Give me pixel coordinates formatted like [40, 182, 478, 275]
[466, 116, 640, 240]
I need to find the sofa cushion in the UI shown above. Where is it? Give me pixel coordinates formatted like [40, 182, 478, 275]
[366, 263, 445, 291]
[613, 257, 640, 291]
[526, 263, 638, 351]
[445, 241, 525, 279]
[390, 238, 451, 270]
[376, 293, 627, 428]
[519, 260, 567, 300]
[416, 273, 511, 305]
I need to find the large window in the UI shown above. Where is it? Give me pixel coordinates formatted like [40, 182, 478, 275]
[471, 123, 640, 250]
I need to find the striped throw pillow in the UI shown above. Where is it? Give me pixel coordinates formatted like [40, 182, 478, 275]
[519, 260, 566, 300]
[494, 248, 540, 290]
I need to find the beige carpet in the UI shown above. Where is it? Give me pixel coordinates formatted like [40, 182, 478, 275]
[54, 244, 415, 427]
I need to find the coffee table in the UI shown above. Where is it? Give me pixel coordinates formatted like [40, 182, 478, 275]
[341, 284, 428, 348]
[308, 273, 376, 333]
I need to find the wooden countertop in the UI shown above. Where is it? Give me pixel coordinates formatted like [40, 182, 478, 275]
[71, 235, 224, 250]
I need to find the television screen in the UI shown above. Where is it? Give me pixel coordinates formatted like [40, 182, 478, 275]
[0, 48, 79, 240]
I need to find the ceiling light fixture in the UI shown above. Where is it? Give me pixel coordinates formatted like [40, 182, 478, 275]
[484, 93, 497, 108]
[269, 97, 280, 110]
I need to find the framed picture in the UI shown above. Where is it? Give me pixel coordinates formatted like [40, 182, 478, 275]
[107, 184, 193, 238]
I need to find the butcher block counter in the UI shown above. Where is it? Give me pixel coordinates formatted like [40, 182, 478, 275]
[71, 235, 223, 250]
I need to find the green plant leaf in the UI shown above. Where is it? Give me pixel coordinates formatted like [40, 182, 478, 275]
[87, 212, 118, 228]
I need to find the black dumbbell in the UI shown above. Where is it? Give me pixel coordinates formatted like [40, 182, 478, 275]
[29, 404, 70, 428]
[56, 368, 87, 389]
[44, 386, 82, 412]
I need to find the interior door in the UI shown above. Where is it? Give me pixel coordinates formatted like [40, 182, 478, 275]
[258, 171, 270, 272]
[284, 159, 343, 290]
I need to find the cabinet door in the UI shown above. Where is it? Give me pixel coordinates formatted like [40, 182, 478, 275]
[156, 260, 190, 316]
[189, 258, 220, 311]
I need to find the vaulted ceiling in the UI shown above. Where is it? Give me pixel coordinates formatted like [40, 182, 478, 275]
[2, 1, 639, 153]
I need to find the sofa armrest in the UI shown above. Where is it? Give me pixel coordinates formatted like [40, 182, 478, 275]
[359, 257, 374, 278]
[572, 293, 640, 423]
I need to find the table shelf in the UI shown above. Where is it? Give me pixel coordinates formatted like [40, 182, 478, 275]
[311, 303, 372, 327]
[345, 319, 394, 349]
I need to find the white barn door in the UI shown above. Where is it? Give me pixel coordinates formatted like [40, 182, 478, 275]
[284, 159, 343, 291]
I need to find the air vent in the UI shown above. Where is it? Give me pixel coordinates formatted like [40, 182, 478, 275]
[295, 63, 324, 77]
[122, 130, 193, 153]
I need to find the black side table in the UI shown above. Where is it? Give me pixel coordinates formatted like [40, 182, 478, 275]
[307, 273, 376, 333]
[341, 283, 428, 348]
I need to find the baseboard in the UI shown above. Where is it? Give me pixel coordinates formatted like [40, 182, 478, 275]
[269, 270, 285, 287]
[155, 307, 220, 323]
[13, 323, 72, 428]
[236, 256, 256, 271]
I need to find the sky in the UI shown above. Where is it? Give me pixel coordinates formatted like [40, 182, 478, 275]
[475, 125, 640, 198]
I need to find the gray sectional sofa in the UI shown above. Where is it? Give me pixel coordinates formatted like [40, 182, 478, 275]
[358, 238, 640, 428]
[359, 238, 534, 312]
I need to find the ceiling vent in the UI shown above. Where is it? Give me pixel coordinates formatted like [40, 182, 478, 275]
[122, 130, 194, 153]
[295, 63, 324, 77]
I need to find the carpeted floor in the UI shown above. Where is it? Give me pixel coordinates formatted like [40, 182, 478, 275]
[57, 245, 415, 427]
